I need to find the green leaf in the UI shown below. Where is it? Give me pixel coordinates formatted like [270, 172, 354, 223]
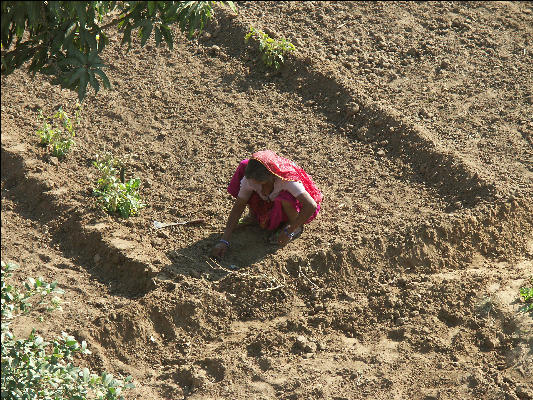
[147, 1, 156, 16]
[96, 31, 108, 52]
[140, 20, 153, 47]
[59, 57, 83, 68]
[87, 50, 98, 65]
[160, 24, 173, 50]
[70, 47, 88, 65]
[121, 24, 133, 50]
[93, 68, 111, 89]
[103, 372, 113, 386]
[188, 12, 201, 38]
[87, 30, 98, 52]
[74, 2, 87, 26]
[224, 1, 237, 13]
[164, 2, 180, 22]
[26, 1, 39, 25]
[88, 69, 100, 93]
[154, 26, 162, 46]
[78, 69, 88, 101]
[66, 68, 84, 88]
[82, 367, 90, 381]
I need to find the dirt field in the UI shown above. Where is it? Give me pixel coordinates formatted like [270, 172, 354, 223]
[2, 1, 532, 399]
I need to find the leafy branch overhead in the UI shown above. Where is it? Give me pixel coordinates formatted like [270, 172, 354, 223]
[1, 1, 237, 101]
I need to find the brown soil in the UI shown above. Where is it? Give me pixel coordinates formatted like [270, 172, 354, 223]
[2, 2, 532, 399]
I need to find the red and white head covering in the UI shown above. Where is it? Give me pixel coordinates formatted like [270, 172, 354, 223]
[251, 150, 323, 205]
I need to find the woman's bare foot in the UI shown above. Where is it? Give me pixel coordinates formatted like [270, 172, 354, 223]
[268, 224, 303, 246]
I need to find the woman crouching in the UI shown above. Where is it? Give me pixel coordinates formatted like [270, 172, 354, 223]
[211, 150, 323, 259]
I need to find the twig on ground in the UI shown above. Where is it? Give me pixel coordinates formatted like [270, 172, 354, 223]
[206, 257, 284, 293]
[171, 250, 197, 263]
[206, 257, 249, 276]
[298, 265, 319, 289]
[259, 284, 285, 292]
[205, 257, 225, 271]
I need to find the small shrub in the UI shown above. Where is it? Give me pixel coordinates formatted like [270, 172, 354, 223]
[36, 105, 80, 158]
[244, 26, 295, 70]
[92, 152, 145, 218]
[1, 260, 134, 399]
[519, 277, 533, 313]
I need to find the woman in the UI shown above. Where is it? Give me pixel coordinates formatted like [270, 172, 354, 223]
[211, 150, 322, 259]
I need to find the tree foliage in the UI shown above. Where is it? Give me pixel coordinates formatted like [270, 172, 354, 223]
[1, 1, 236, 101]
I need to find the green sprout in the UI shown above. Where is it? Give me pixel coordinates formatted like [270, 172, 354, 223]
[36, 104, 81, 158]
[244, 26, 295, 70]
[519, 277, 533, 313]
[92, 152, 145, 218]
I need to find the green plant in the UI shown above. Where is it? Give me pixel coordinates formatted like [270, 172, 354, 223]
[36, 105, 80, 158]
[244, 26, 295, 70]
[1, 1, 236, 101]
[519, 277, 533, 313]
[92, 152, 145, 218]
[1, 260, 134, 399]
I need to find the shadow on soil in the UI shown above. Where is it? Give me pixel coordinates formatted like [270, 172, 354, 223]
[163, 226, 280, 281]
[1, 146, 155, 298]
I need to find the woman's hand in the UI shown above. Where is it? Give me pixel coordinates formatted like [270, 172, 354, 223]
[212, 198, 246, 259]
[278, 229, 291, 246]
[211, 241, 229, 259]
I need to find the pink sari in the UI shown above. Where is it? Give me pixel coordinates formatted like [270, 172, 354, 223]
[227, 150, 322, 230]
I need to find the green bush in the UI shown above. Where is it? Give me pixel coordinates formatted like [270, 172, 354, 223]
[92, 152, 145, 218]
[1, 260, 134, 399]
[244, 26, 295, 70]
[36, 105, 80, 159]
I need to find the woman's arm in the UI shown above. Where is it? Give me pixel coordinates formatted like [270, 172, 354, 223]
[284, 191, 317, 237]
[211, 197, 248, 258]
[222, 197, 248, 242]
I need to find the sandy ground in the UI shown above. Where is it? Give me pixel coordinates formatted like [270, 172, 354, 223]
[2, 2, 532, 399]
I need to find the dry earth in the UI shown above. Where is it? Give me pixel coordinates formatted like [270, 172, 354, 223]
[2, 1, 533, 399]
